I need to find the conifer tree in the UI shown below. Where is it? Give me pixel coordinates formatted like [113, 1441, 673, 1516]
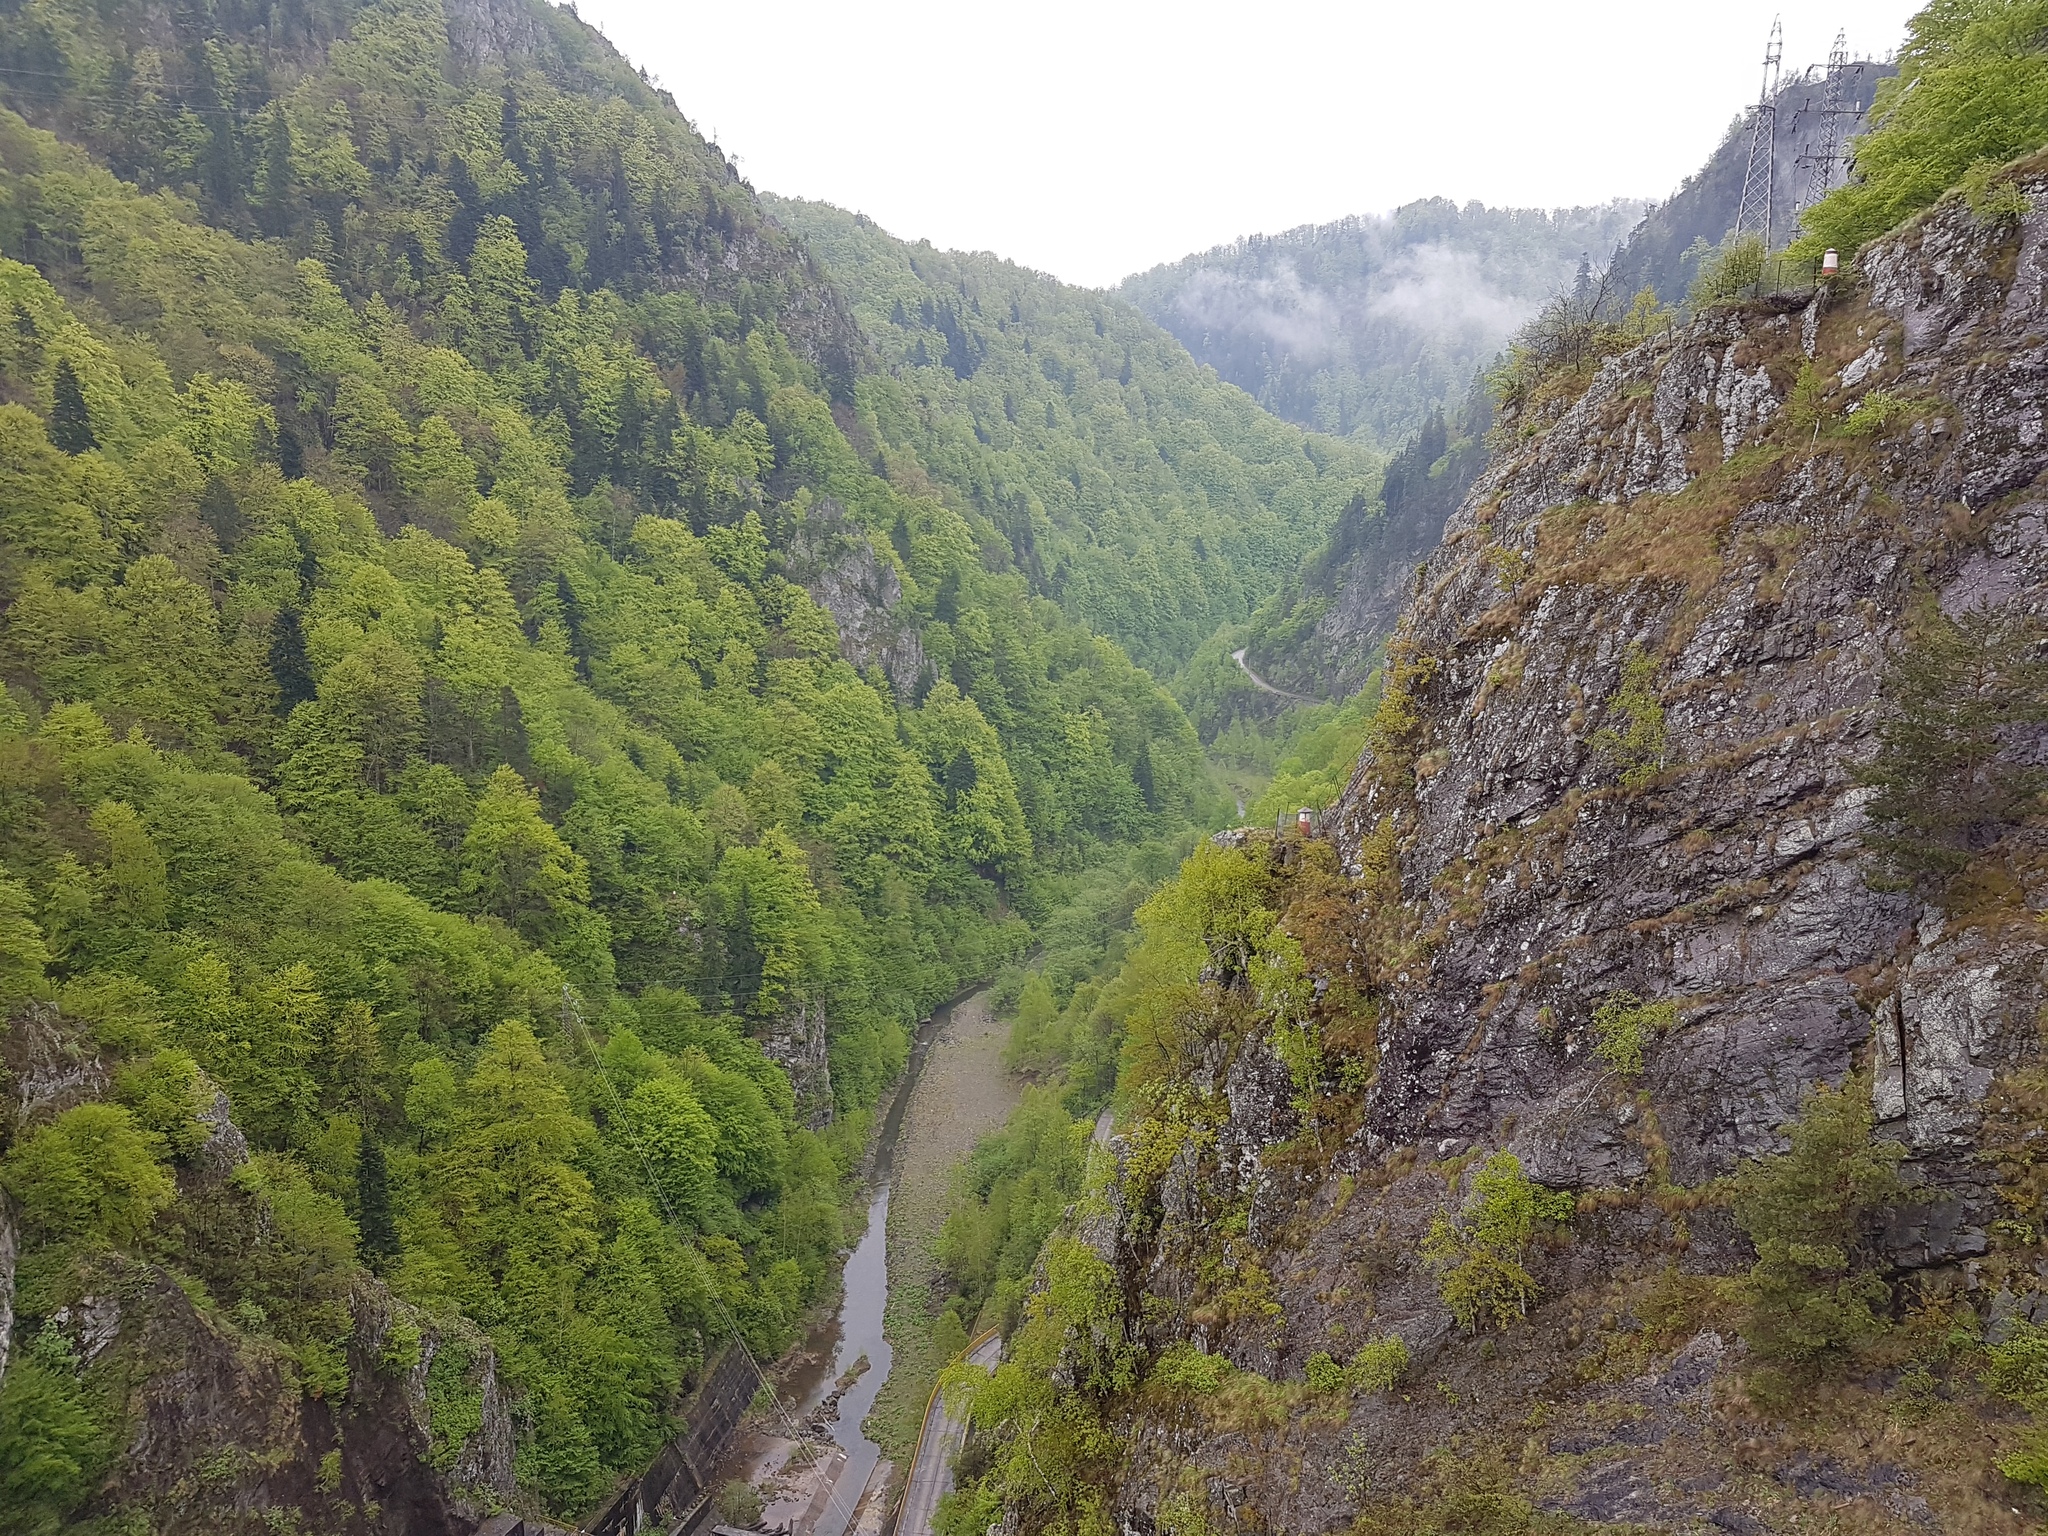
[1860, 605, 2048, 886]
[49, 358, 94, 454]
[260, 107, 295, 238]
[356, 1135, 398, 1264]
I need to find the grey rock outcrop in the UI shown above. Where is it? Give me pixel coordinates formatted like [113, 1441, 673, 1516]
[787, 512, 928, 700]
[1326, 181, 2048, 1249]
[1065, 178, 2048, 1536]
[759, 998, 835, 1129]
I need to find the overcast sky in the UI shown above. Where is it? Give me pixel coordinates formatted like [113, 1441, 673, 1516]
[567, 0, 1923, 290]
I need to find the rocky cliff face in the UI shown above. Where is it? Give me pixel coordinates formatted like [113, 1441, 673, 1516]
[1328, 173, 2048, 1222]
[72, 1266, 514, 1536]
[1078, 176, 2048, 1533]
[759, 998, 835, 1129]
[788, 515, 930, 704]
[1, 1003, 516, 1536]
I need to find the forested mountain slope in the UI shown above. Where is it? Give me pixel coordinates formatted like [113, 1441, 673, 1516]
[764, 197, 1376, 676]
[0, 0, 1217, 1528]
[1117, 198, 1644, 448]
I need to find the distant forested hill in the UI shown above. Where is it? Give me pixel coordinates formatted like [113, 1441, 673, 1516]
[765, 197, 1377, 676]
[0, 0, 1221, 1525]
[1117, 198, 1645, 449]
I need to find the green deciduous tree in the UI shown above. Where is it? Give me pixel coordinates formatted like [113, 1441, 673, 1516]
[618, 1075, 718, 1219]
[1796, 0, 2048, 261]
[1, 1102, 173, 1244]
[461, 766, 592, 942]
[1422, 1151, 1575, 1332]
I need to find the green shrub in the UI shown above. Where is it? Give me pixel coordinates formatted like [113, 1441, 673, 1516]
[296, 1339, 350, 1401]
[715, 1479, 765, 1527]
[1997, 1429, 2048, 1490]
[1857, 604, 2048, 889]
[423, 1336, 484, 1473]
[932, 1308, 969, 1363]
[1787, 360, 1829, 433]
[1840, 388, 1912, 437]
[1590, 991, 1678, 1076]
[378, 1318, 423, 1377]
[1730, 1077, 1904, 1365]
[1422, 1152, 1575, 1331]
[1347, 1335, 1410, 1392]
[1989, 1322, 2048, 1492]
[1589, 645, 1666, 791]
[0, 1340, 111, 1536]
[1152, 1343, 1227, 1395]
[1987, 1319, 2048, 1409]
[1304, 1351, 1347, 1392]
[1687, 233, 1767, 308]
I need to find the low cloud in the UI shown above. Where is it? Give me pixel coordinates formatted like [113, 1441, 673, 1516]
[1363, 244, 1540, 346]
[1166, 244, 1549, 367]
[1170, 262, 1344, 363]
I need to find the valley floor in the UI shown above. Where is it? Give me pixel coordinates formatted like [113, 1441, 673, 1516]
[869, 992, 1021, 1461]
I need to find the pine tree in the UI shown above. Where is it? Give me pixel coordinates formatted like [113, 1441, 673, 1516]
[1859, 605, 2048, 887]
[260, 107, 295, 238]
[356, 1134, 399, 1264]
[199, 477, 241, 546]
[276, 424, 304, 479]
[445, 153, 483, 265]
[269, 608, 316, 711]
[49, 358, 95, 454]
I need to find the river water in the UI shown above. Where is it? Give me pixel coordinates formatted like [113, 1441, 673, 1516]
[791, 988, 968, 1536]
[799, 1184, 892, 1536]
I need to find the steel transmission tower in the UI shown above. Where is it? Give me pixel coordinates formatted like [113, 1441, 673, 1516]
[1797, 30, 1853, 215]
[1734, 17, 1784, 247]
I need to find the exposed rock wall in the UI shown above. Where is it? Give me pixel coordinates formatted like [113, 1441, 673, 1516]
[803, 539, 929, 702]
[1073, 178, 2048, 1533]
[79, 1266, 515, 1535]
[760, 998, 835, 1129]
[2, 1001, 515, 1535]
[1327, 178, 2048, 1232]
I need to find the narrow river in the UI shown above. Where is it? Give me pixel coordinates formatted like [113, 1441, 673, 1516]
[797, 1184, 892, 1536]
[794, 985, 1011, 1536]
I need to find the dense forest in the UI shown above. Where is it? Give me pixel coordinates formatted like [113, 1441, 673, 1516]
[7, 0, 2042, 1531]
[0, 0, 1282, 1523]
[764, 198, 1375, 677]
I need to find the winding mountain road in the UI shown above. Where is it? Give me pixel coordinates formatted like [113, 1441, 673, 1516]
[1231, 648, 1320, 705]
[896, 1330, 1003, 1536]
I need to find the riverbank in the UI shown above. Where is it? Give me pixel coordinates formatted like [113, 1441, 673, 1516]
[866, 990, 1022, 1460]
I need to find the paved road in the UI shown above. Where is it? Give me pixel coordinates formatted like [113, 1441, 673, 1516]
[896, 1331, 1002, 1536]
[1231, 648, 1320, 705]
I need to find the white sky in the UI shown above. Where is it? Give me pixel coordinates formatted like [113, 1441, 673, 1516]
[566, 0, 1924, 290]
